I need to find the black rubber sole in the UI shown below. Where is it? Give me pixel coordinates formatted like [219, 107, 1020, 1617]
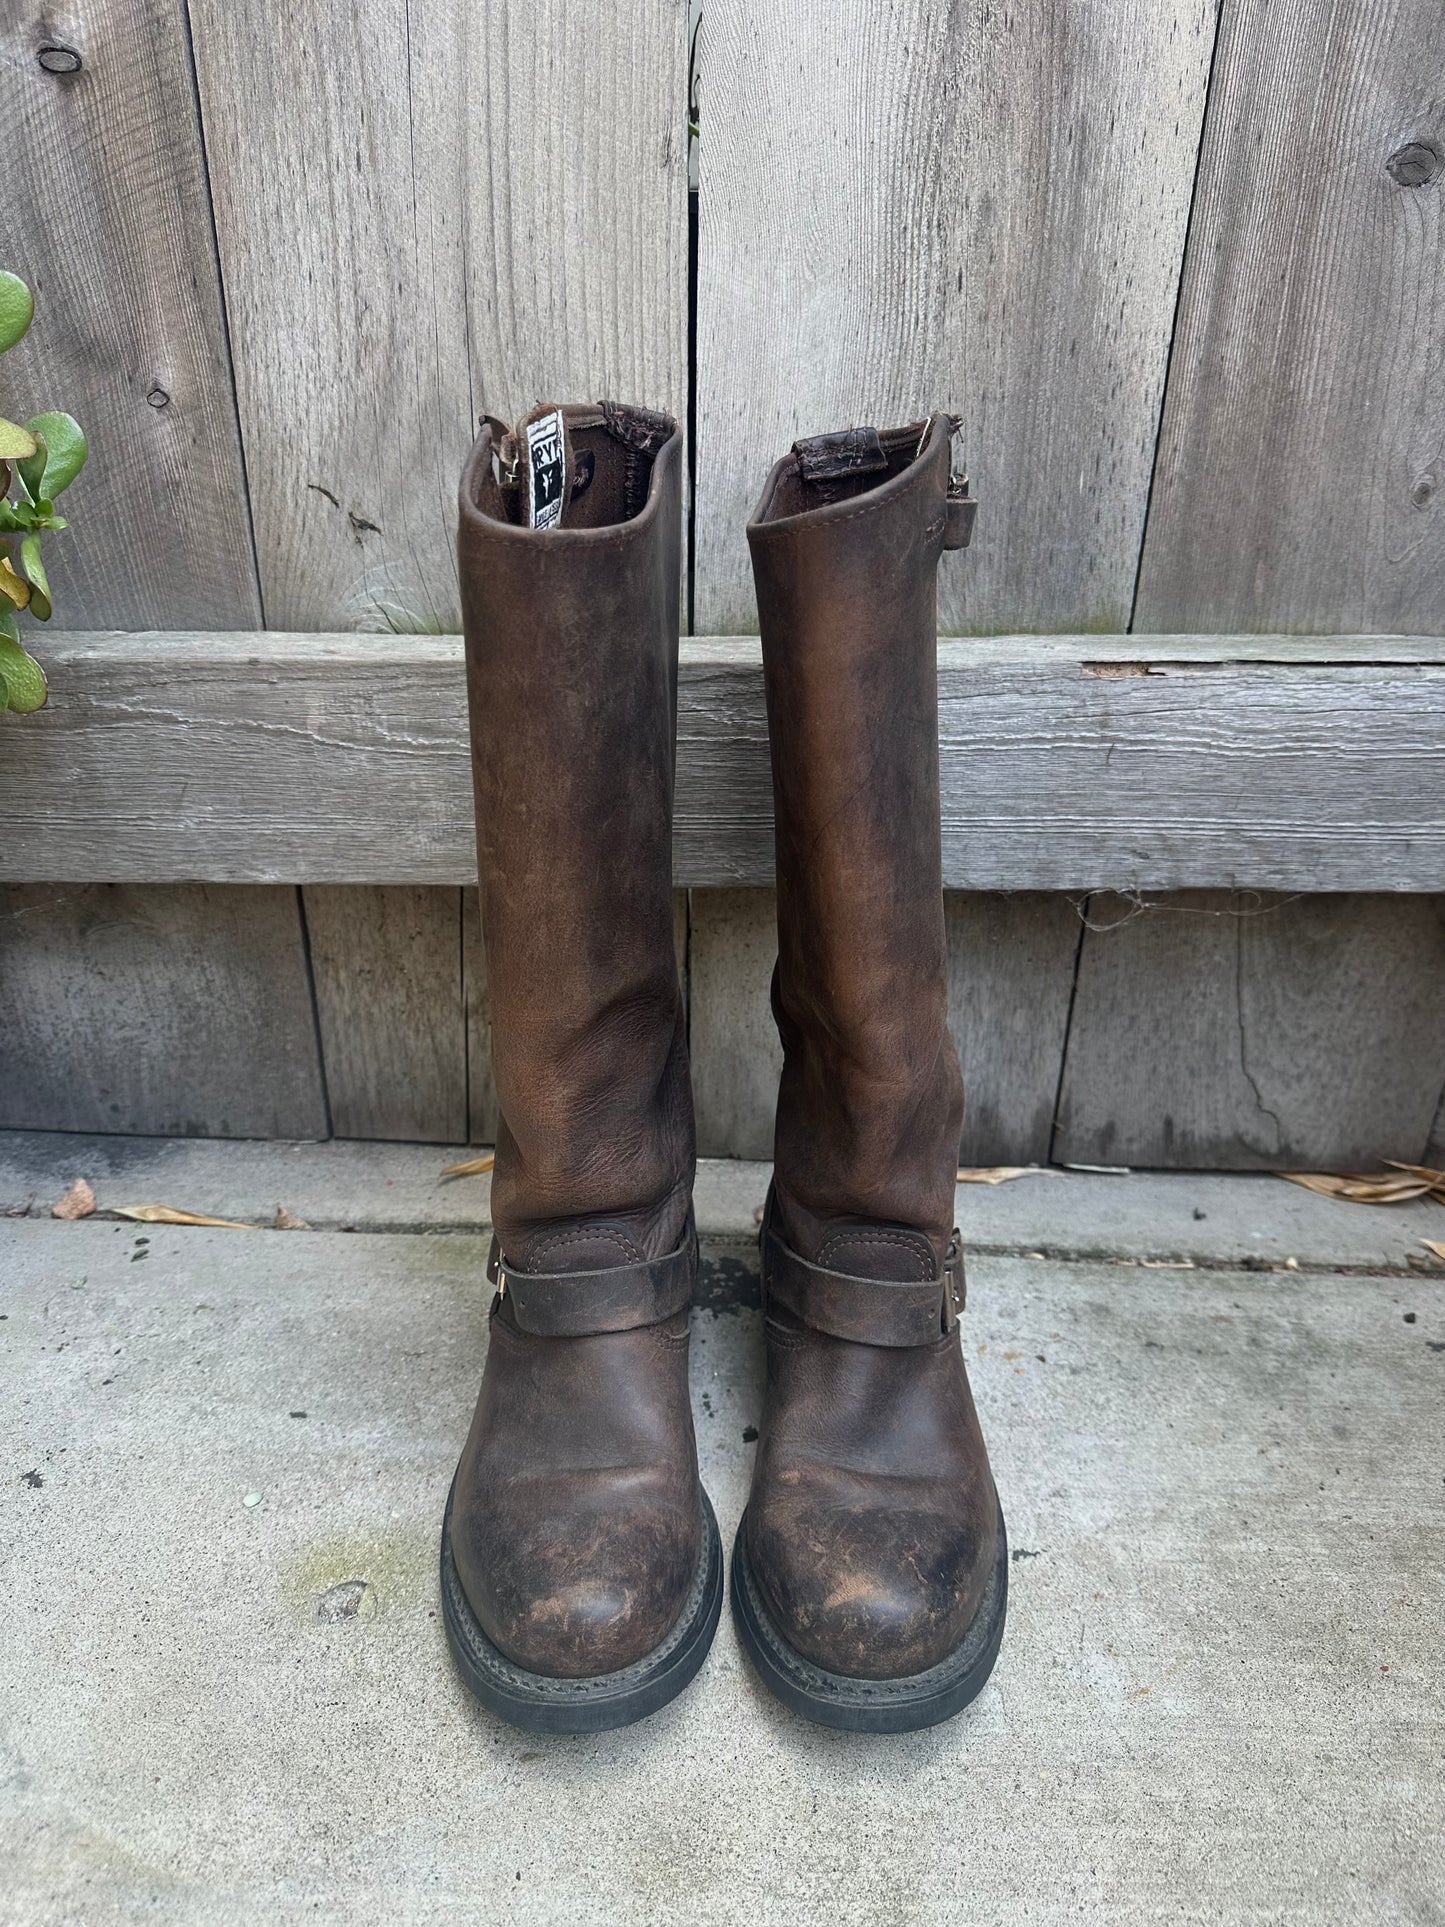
[730, 1497, 1009, 1733]
[440, 1485, 724, 1734]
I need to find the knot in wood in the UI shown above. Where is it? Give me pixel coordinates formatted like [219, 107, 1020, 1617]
[1386, 141, 1441, 188]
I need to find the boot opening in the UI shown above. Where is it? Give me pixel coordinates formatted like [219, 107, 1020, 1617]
[470, 401, 675, 531]
[755, 420, 935, 522]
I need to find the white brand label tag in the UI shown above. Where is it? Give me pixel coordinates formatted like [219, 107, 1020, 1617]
[526, 410, 566, 530]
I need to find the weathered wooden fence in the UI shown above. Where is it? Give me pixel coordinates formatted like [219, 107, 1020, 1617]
[2, 0, 1444, 1165]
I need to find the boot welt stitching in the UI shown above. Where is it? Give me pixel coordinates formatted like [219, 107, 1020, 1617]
[816, 1228, 933, 1280]
[526, 1225, 645, 1268]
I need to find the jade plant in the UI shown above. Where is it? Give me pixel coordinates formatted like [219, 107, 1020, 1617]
[0, 270, 87, 712]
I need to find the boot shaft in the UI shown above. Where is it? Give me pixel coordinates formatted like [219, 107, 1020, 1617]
[747, 415, 972, 1262]
[458, 404, 692, 1263]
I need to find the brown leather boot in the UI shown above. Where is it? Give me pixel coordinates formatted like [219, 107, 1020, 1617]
[730, 416, 1007, 1731]
[441, 402, 722, 1732]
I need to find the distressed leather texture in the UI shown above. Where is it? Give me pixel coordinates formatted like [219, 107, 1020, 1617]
[450, 404, 702, 1678]
[761, 1203, 964, 1349]
[742, 413, 1001, 1680]
[489, 1218, 698, 1337]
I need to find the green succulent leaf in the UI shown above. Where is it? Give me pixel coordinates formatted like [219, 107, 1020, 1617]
[21, 413, 86, 497]
[20, 534, 50, 619]
[0, 272, 34, 355]
[0, 628, 48, 711]
[0, 418, 38, 461]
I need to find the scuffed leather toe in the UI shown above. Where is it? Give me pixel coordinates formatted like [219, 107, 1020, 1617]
[744, 1310, 999, 1682]
[746, 1472, 996, 1679]
[449, 1309, 702, 1680]
[453, 1467, 698, 1678]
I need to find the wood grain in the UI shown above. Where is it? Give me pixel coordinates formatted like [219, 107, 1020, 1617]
[4, 632, 1442, 891]
[694, 0, 1215, 634]
[186, 0, 687, 631]
[1054, 892, 1445, 1169]
[1135, 0, 1445, 633]
[303, 885, 465, 1141]
[0, 884, 325, 1138]
[947, 894, 1084, 1166]
[0, 1, 260, 629]
[689, 889, 783, 1160]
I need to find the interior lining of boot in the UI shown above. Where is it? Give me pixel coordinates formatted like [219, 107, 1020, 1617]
[470, 419, 664, 530]
[757, 421, 932, 523]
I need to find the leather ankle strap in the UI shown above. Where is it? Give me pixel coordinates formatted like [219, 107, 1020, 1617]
[761, 1214, 964, 1349]
[487, 1219, 696, 1337]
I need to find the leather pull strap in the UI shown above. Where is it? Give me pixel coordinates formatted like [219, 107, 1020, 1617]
[792, 425, 889, 483]
[488, 1220, 696, 1337]
[762, 1221, 965, 1349]
[599, 400, 674, 454]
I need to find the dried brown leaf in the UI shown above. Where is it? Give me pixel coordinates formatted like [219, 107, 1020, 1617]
[1277, 1171, 1441, 1205]
[440, 1152, 495, 1180]
[111, 1203, 259, 1229]
[273, 1205, 310, 1230]
[955, 1165, 1059, 1185]
[51, 1178, 95, 1220]
[1383, 1162, 1445, 1198]
[1421, 1240, 1445, 1262]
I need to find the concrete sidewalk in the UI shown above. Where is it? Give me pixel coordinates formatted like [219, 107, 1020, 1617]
[5, 1129, 1444, 1270]
[2, 1141, 1442, 1924]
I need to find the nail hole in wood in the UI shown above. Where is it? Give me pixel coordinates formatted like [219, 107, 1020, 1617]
[37, 43, 83, 75]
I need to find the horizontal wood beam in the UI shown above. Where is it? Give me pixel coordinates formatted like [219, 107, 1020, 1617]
[3, 632, 1443, 890]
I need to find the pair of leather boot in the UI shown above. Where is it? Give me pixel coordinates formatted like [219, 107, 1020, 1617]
[440, 402, 1006, 1734]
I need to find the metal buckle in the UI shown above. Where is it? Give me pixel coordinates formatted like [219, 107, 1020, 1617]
[945, 416, 971, 494]
[943, 1230, 966, 1326]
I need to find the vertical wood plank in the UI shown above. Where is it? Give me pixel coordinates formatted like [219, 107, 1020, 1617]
[187, 0, 687, 632]
[303, 886, 465, 1142]
[689, 889, 783, 1160]
[694, 0, 1215, 634]
[1054, 893, 1445, 1169]
[0, 885, 325, 1137]
[947, 894, 1083, 1166]
[0, 1, 261, 628]
[1134, 0, 1445, 633]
